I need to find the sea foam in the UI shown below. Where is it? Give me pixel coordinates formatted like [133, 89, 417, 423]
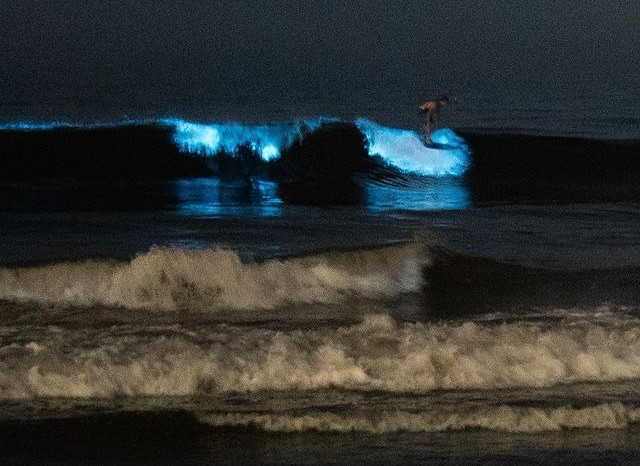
[3, 314, 640, 399]
[200, 403, 640, 433]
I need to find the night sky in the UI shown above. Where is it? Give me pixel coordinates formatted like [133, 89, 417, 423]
[1, 1, 639, 117]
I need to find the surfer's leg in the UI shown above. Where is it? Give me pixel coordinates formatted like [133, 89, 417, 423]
[424, 110, 435, 144]
[422, 120, 430, 145]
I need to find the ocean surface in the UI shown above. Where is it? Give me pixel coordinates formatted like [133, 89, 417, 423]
[1, 98, 640, 465]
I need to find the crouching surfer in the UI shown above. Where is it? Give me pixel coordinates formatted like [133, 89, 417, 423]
[418, 94, 450, 145]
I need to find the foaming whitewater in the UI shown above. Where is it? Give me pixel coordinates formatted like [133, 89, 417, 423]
[165, 117, 332, 162]
[0, 244, 426, 311]
[356, 119, 470, 176]
[200, 403, 640, 433]
[4, 313, 640, 399]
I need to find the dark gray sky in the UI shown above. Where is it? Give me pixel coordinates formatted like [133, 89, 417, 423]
[1, 0, 638, 115]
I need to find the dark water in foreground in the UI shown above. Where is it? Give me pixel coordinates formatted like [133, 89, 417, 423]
[4, 410, 640, 465]
[1, 120, 640, 464]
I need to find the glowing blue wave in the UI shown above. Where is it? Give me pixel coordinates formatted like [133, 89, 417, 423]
[356, 119, 470, 176]
[168, 118, 470, 177]
[164, 118, 334, 162]
[0, 117, 471, 177]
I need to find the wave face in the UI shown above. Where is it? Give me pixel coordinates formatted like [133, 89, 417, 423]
[3, 313, 640, 399]
[0, 244, 426, 311]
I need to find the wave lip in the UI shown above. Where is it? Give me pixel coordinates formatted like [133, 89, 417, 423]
[165, 117, 333, 161]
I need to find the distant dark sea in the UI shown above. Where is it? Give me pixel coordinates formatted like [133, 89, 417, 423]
[1, 87, 640, 465]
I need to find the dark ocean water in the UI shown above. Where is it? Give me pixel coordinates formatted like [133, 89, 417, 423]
[1, 96, 640, 464]
[2, 84, 640, 139]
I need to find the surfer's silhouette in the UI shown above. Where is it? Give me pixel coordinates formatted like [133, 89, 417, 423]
[418, 94, 451, 145]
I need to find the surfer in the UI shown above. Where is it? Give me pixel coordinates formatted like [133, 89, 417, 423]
[418, 94, 450, 145]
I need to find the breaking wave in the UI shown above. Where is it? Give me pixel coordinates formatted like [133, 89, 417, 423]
[0, 244, 426, 311]
[5, 118, 640, 203]
[169, 117, 470, 176]
[3, 313, 640, 399]
[0, 118, 470, 182]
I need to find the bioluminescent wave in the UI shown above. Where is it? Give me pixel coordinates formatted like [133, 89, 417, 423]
[164, 117, 334, 163]
[168, 118, 471, 177]
[1, 118, 471, 178]
[355, 119, 470, 176]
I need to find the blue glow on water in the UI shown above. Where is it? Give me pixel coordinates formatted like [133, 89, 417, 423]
[171, 177, 469, 216]
[172, 178, 282, 217]
[0, 117, 471, 177]
[172, 176, 470, 216]
[429, 127, 467, 147]
[0, 121, 93, 131]
[355, 119, 470, 177]
[0, 119, 151, 131]
[365, 179, 471, 212]
[169, 117, 470, 177]
[260, 144, 280, 162]
[177, 124, 221, 154]
[164, 118, 333, 162]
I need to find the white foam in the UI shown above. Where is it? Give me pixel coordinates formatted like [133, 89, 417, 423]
[0, 244, 426, 311]
[199, 403, 640, 433]
[3, 314, 640, 399]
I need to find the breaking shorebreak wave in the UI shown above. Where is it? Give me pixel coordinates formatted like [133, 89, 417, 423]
[3, 313, 640, 399]
[0, 244, 426, 311]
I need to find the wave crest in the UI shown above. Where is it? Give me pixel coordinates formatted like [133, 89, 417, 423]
[0, 244, 426, 311]
[3, 314, 640, 399]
